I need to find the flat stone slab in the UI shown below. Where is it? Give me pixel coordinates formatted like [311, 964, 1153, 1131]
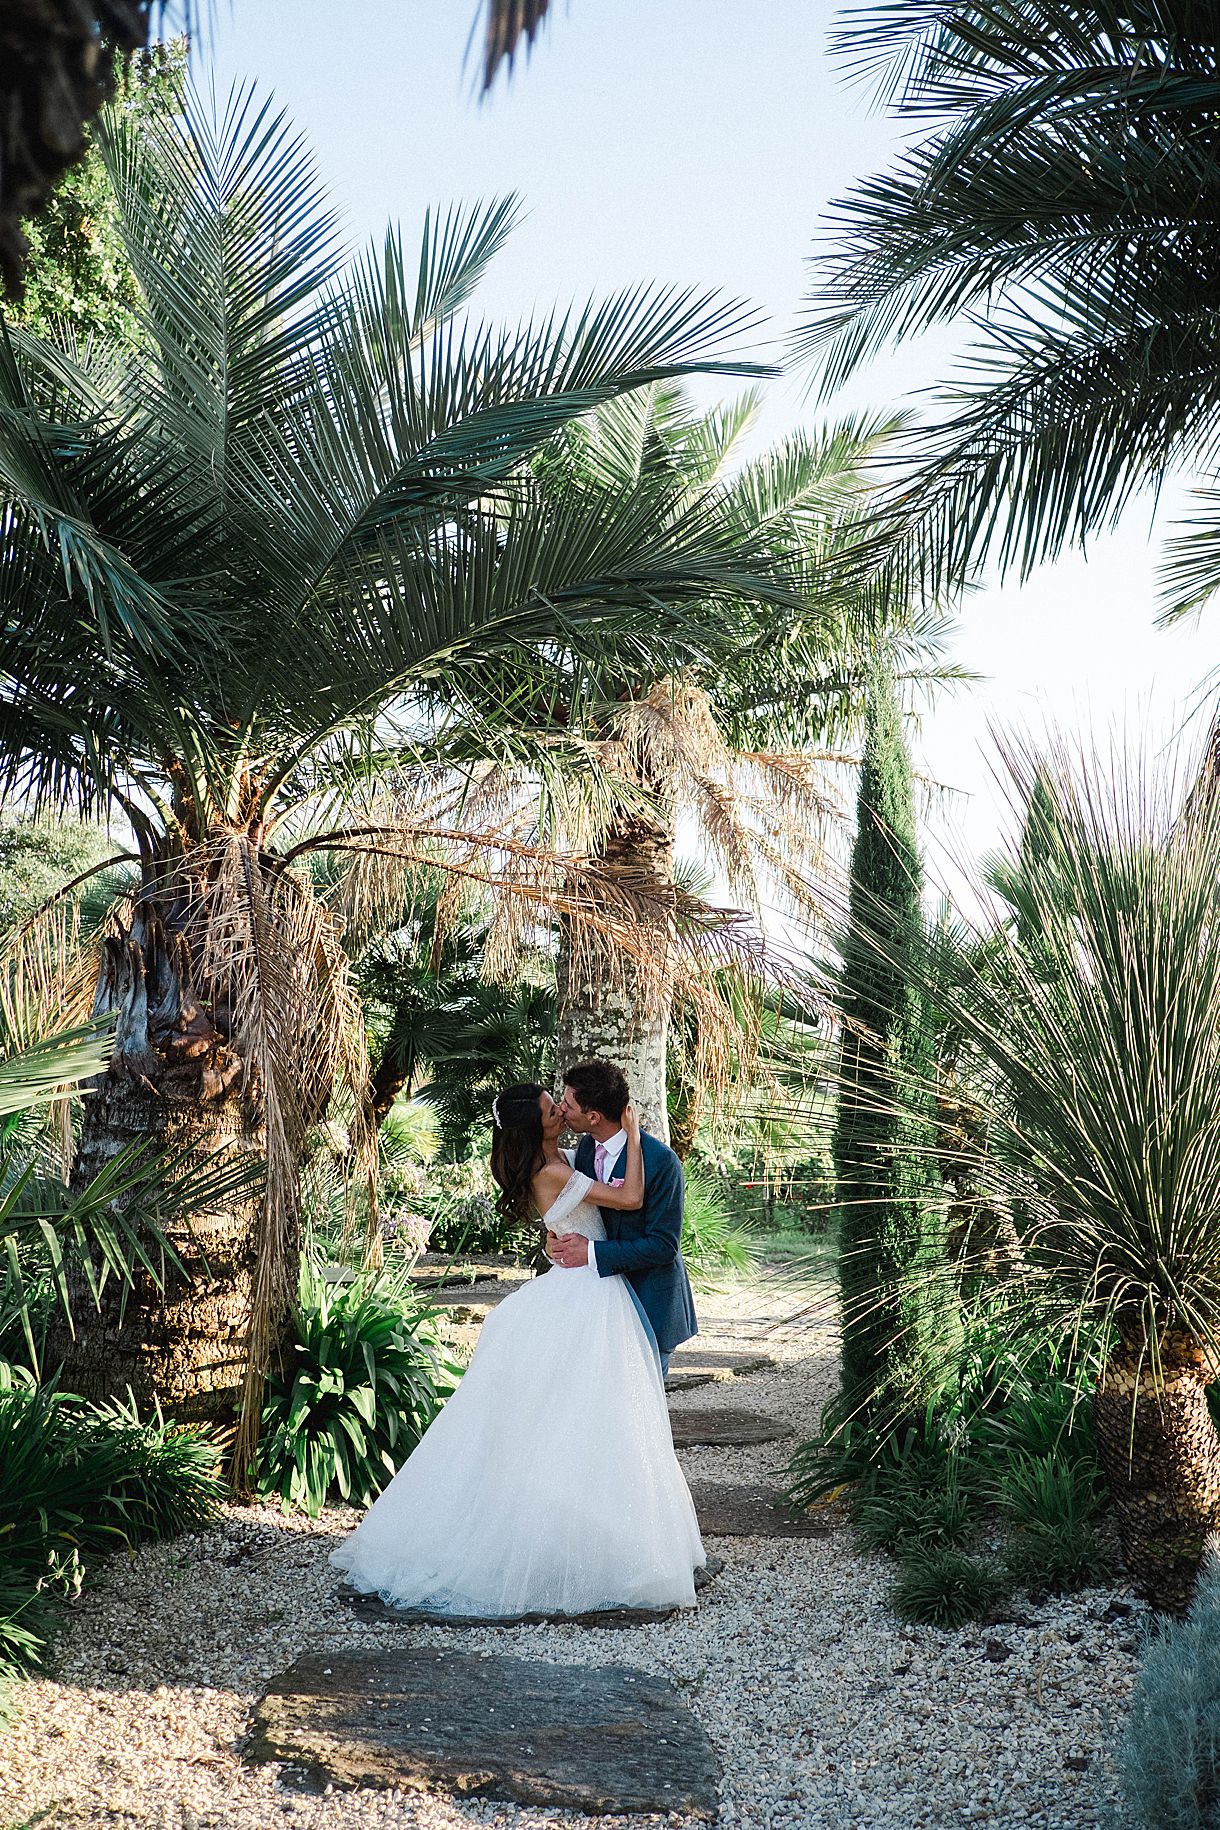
[427, 1283, 512, 1319]
[247, 1648, 721, 1815]
[689, 1480, 830, 1539]
[669, 1406, 793, 1448]
[667, 1349, 776, 1380]
[665, 1370, 716, 1393]
[339, 1558, 725, 1630]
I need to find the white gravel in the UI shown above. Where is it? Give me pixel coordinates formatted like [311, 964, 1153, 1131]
[0, 1263, 1144, 1829]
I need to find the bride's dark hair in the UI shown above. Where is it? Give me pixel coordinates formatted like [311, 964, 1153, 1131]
[489, 1082, 548, 1227]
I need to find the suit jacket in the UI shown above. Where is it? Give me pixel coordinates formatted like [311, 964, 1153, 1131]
[575, 1129, 698, 1356]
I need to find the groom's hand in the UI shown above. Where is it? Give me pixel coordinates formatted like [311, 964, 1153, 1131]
[545, 1230, 561, 1262]
[552, 1233, 590, 1267]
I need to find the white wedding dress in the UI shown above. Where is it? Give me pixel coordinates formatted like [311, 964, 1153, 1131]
[329, 1168, 705, 1616]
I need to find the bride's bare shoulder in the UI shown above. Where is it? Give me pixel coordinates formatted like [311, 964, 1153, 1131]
[533, 1160, 574, 1197]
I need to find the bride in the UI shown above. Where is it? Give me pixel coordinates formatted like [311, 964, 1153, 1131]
[329, 1082, 705, 1617]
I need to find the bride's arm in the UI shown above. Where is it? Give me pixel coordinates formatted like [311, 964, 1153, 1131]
[587, 1105, 644, 1209]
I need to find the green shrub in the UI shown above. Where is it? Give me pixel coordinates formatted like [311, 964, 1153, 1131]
[855, 1470, 977, 1554]
[254, 1252, 458, 1516]
[0, 1368, 223, 1696]
[1002, 1520, 1111, 1591]
[680, 1169, 761, 1287]
[891, 1550, 1006, 1629]
[1120, 1554, 1220, 1828]
[418, 1148, 525, 1257]
[997, 1446, 1105, 1530]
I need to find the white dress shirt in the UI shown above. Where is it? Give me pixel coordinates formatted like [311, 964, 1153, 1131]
[586, 1128, 626, 1274]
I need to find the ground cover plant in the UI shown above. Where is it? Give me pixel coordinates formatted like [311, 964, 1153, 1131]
[790, 1287, 1113, 1625]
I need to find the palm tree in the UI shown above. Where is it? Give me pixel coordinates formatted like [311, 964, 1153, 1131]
[1, 80, 785, 1470]
[446, 387, 957, 1136]
[886, 738, 1220, 1612]
[799, 1, 1220, 617]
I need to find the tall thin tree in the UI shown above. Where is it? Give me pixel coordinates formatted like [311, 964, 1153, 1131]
[834, 668, 945, 1421]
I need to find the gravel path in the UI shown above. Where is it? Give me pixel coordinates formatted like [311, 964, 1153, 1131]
[0, 1262, 1144, 1830]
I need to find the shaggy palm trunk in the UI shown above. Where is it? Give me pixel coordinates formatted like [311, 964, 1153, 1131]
[556, 811, 674, 1141]
[48, 879, 266, 1427]
[1094, 1331, 1220, 1614]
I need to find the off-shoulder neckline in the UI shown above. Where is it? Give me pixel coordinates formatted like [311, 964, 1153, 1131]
[539, 1168, 594, 1226]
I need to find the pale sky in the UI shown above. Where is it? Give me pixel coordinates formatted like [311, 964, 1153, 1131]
[210, 0, 1216, 909]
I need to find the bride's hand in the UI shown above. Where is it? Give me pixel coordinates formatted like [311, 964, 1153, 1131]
[623, 1103, 641, 1139]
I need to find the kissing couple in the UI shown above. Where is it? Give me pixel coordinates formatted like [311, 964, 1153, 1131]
[331, 1057, 705, 1618]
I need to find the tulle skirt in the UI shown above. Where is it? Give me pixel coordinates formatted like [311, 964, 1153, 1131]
[329, 1261, 705, 1616]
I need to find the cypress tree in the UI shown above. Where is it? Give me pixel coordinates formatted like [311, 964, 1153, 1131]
[834, 670, 945, 1422]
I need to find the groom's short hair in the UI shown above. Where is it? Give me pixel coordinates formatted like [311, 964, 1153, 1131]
[564, 1059, 629, 1123]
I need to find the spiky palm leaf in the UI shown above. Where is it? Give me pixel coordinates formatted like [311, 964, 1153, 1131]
[799, 2, 1220, 615]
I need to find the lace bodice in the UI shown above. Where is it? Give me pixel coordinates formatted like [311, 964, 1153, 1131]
[540, 1169, 606, 1240]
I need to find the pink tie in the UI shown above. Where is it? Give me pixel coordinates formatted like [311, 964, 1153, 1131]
[594, 1142, 608, 1182]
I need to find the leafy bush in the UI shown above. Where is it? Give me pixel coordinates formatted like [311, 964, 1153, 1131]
[891, 1550, 1006, 1629]
[788, 1308, 1119, 1610]
[681, 1169, 762, 1287]
[1120, 1553, 1220, 1828]
[0, 1368, 223, 1698]
[1002, 1520, 1111, 1591]
[997, 1446, 1104, 1531]
[254, 1251, 458, 1516]
[855, 1468, 978, 1555]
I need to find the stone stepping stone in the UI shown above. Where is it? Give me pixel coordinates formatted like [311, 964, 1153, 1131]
[410, 1260, 532, 1292]
[247, 1648, 721, 1816]
[668, 1406, 793, 1448]
[339, 1557, 725, 1630]
[427, 1283, 513, 1320]
[665, 1349, 775, 1390]
[689, 1480, 831, 1539]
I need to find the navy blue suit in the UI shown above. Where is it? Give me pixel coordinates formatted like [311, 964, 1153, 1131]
[576, 1130, 698, 1357]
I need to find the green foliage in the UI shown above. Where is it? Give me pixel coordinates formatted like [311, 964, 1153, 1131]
[679, 1169, 762, 1288]
[912, 744, 1220, 1406]
[854, 1472, 976, 1555]
[996, 1449, 1112, 1592]
[1120, 1552, 1220, 1829]
[835, 669, 949, 1419]
[0, 1369, 222, 1695]
[417, 1147, 522, 1258]
[891, 1550, 1006, 1630]
[254, 1250, 458, 1517]
[0, 813, 129, 933]
[358, 893, 556, 1155]
[13, 44, 185, 347]
[789, 1294, 1115, 1606]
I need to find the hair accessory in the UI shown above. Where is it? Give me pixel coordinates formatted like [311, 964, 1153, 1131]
[491, 1094, 502, 1128]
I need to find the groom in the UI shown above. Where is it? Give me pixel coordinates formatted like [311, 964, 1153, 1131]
[548, 1058, 698, 1376]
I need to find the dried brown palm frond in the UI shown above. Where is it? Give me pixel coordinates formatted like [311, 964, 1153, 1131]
[187, 835, 378, 1481]
[478, 0, 554, 91]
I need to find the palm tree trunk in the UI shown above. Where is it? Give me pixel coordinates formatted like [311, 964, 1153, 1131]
[1093, 1330, 1220, 1614]
[48, 892, 265, 1426]
[555, 812, 674, 1141]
